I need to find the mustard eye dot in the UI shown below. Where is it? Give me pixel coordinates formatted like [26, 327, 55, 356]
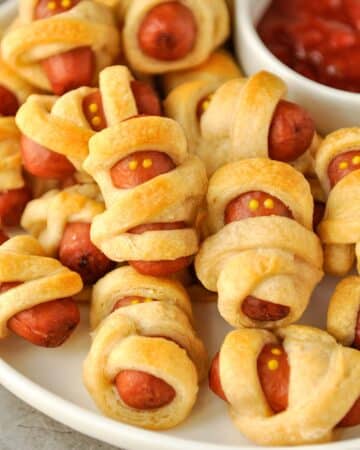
[91, 116, 102, 127]
[131, 299, 140, 305]
[142, 158, 153, 169]
[271, 348, 282, 356]
[352, 156, 360, 165]
[61, 0, 71, 7]
[339, 161, 349, 170]
[268, 359, 279, 371]
[88, 103, 98, 114]
[128, 160, 138, 171]
[264, 198, 275, 209]
[47, 1, 57, 10]
[144, 298, 153, 303]
[248, 199, 259, 211]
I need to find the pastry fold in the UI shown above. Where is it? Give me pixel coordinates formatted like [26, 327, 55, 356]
[217, 325, 360, 446]
[83, 265, 207, 429]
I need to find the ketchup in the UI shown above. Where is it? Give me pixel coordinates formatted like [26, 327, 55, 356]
[257, 0, 360, 92]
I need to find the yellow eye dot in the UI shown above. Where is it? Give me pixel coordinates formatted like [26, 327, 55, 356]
[91, 116, 102, 127]
[47, 1, 57, 10]
[131, 299, 139, 305]
[248, 199, 259, 211]
[61, 0, 71, 7]
[352, 156, 360, 165]
[202, 100, 210, 112]
[271, 348, 282, 356]
[88, 103, 98, 114]
[128, 160, 138, 171]
[264, 198, 275, 209]
[339, 161, 349, 170]
[142, 158, 153, 169]
[144, 298, 153, 303]
[268, 359, 279, 371]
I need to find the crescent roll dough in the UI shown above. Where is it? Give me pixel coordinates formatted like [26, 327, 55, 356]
[315, 128, 360, 276]
[0, 57, 36, 105]
[119, 0, 229, 74]
[195, 158, 323, 328]
[83, 116, 207, 264]
[21, 183, 104, 256]
[327, 276, 360, 347]
[0, 117, 24, 192]
[166, 71, 320, 176]
[162, 50, 242, 95]
[83, 265, 207, 429]
[216, 325, 360, 446]
[0, 235, 83, 339]
[1, 0, 120, 92]
[16, 65, 148, 183]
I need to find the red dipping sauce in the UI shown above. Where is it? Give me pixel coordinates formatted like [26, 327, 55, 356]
[257, 0, 360, 92]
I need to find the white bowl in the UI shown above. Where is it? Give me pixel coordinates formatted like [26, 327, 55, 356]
[234, 0, 360, 135]
[0, 0, 17, 30]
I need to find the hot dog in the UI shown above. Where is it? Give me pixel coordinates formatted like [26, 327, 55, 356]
[241, 296, 290, 322]
[82, 81, 162, 132]
[110, 150, 175, 189]
[129, 222, 192, 277]
[0, 85, 19, 116]
[58, 222, 114, 285]
[313, 201, 326, 230]
[327, 150, 360, 187]
[35, 0, 95, 95]
[257, 343, 289, 413]
[224, 191, 292, 321]
[138, 1, 197, 61]
[224, 191, 293, 224]
[1, 281, 80, 347]
[209, 353, 228, 402]
[0, 187, 32, 227]
[0, 230, 9, 244]
[112, 296, 156, 311]
[20, 135, 75, 180]
[115, 370, 176, 410]
[210, 342, 360, 427]
[130, 80, 163, 116]
[268, 100, 315, 162]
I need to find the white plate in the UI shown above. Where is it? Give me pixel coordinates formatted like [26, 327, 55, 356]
[0, 275, 360, 450]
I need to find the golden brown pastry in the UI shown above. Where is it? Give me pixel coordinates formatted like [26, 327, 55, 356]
[162, 49, 242, 95]
[327, 276, 360, 350]
[0, 235, 83, 346]
[83, 115, 207, 278]
[21, 183, 114, 288]
[0, 117, 31, 227]
[83, 265, 207, 429]
[15, 65, 162, 184]
[119, 0, 230, 74]
[315, 127, 360, 276]
[209, 325, 360, 446]
[1, 0, 120, 94]
[166, 71, 320, 176]
[195, 158, 323, 328]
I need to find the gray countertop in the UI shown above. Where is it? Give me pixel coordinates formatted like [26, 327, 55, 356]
[0, 385, 120, 450]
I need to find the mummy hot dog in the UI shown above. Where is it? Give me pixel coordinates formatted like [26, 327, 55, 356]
[315, 128, 360, 276]
[165, 70, 319, 176]
[83, 115, 207, 277]
[21, 184, 113, 286]
[119, 0, 230, 74]
[1, 0, 120, 95]
[327, 276, 360, 350]
[195, 158, 323, 328]
[0, 235, 83, 347]
[16, 65, 162, 184]
[83, 266, 207, 429]
[209, 326, 360, 446]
